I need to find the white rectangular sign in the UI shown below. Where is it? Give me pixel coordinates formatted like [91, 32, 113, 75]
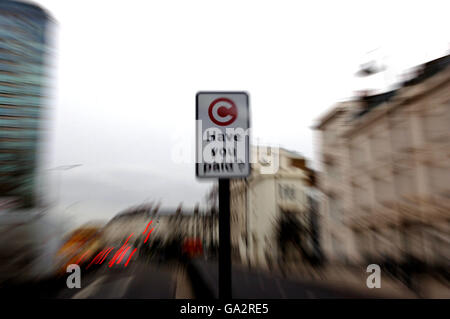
[196, 91, 250, 178]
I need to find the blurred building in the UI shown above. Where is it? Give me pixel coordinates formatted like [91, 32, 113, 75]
[230, 146, 320, 269]
[102, 203, 157, 246]
[315, 54, 450, 271]
[0, 1, 56, 283]
[313, 104, 356, 264]
[162, 205, 219, 254]
[102, 203, 219, 256]
[0, 0, 51, 210]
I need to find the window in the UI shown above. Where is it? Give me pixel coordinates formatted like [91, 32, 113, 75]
[279, 184, 296, 200]
[329, 196, 340, 222]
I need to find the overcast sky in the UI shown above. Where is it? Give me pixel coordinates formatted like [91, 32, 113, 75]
[34, 0, 449, 226]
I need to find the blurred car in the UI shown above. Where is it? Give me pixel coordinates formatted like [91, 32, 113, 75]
[55, 224, 103, 276]
[104, 245, 137, 270]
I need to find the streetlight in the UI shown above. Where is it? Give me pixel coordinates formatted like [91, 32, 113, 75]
[49, 164, 83, 171]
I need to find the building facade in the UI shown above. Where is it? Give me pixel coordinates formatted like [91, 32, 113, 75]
[230, 146, 320, 269]
[315, 54, 450, 270]
[0, 0, 51, 210]
[314, 104, 357, 264]
[0, 1, 55, 283]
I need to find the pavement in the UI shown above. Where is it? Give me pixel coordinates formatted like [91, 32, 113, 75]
[277, 262, 449, 298]
[175, 262, 195, 299]
[188, 259, 385, 298]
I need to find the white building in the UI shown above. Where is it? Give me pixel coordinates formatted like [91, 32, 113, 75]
[313, 104, 357, 264]
[314, 54, 450, 269]
[230, 146, 319, 269]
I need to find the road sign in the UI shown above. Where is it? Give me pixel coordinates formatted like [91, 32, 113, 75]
[196, 92, 250, 178]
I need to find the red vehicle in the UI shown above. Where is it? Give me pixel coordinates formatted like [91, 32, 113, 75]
[182, 238, 203, 258]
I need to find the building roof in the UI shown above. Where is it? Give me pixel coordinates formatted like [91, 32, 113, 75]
[0, 0, 53, 22]
[314, 53, 450, 127]
[312, 106, 345, 130]
[354, 89, 398, 118]
[108, 204, 208, 225]
[354, 53, 450, 119]
[280, 147, 304, 159]
[403, 54, 450, 87]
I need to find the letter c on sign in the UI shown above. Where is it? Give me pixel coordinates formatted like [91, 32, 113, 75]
[208, 98, 238, 126]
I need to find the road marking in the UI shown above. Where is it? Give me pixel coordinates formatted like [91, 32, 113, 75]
[72, 275, 135, 299]
[106, 276, 135, 298]
[72, 276, 107, 299]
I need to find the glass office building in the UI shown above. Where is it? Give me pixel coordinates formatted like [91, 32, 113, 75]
[0, 1, 51, 209]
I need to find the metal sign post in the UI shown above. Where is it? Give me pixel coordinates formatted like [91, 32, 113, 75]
[218, 178, 231, 299]
[196, 91, 250, 300]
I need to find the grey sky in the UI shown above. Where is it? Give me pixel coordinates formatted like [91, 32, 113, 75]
[34, 0, 449, 225]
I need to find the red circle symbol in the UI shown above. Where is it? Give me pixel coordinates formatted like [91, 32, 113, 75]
[208, 98, 238, 126]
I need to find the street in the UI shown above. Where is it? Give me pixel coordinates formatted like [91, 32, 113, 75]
[57, 262, 177, 299]
[1, 258, 395, 299]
